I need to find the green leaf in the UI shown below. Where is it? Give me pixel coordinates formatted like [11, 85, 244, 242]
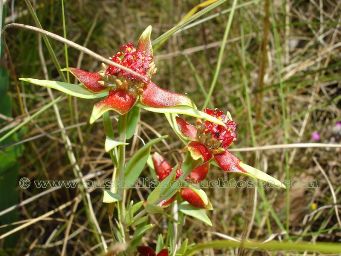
[176, 238, 189, 256]
[165, 113, 187, 143]
[147, 165, 178, 205]
[130, 224, 154, 247]
[19, 78, 109, 99]
[131, 201, 144, 215]
[104, 137, 128, 152]
[145, 203, 164, 214]
[102, 190, 122, 203]
[132, 215, 148, 226]
[124, 136, 167, 188]
[126, 106, 140, 139]
[239, 162, 286, 189]
[179, 202, 212, 226]
[156, 234, 165, 254]
[138, 104, 226, 126]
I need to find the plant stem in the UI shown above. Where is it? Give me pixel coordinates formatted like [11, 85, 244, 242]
[203, 0, 238, 109]
[103, 112, 128, 243]
[61, 0, 74, 123]
[118, 114, 127, 196]
[118, 114, 128, 243]
[3, 22, 147, 82]
[186, 240, 341, 255]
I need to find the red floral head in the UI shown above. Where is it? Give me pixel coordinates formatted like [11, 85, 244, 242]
[175, 109, 286, 188]
[196, 108, 237, 152]
[105, 42, 155, 81]
[138, 246, 168, 256]
[176, 108, 246, 173]
[67, 26, 192, 123]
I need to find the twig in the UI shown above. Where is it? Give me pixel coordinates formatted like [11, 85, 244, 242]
[2, 23, 149, 82]
[38, 36, 107, 252]
[254, 0, 270, 123]
[313, 157, 341, 228]
[0, 197, 79, 240]
[0, 171, 102, 217]
[0, 113, 13, 121]
[61, 198, 80, 256]
[229, 143, 341, 152]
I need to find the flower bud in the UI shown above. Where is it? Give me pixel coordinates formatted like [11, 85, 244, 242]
[180, 186, 211, 209]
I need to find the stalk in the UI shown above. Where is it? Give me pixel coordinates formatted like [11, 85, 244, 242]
[103, 112, 128, 243]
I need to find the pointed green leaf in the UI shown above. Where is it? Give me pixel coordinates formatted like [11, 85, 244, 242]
[132, 215, 148, 226]
[179, 202, 212, 226]
[126, 106, 140, 139]
[124, 136, 167, 188]
[165, 113, 188, 143]
[131, 201, 144, 215]
[239, 162, 286, 189]
[19, 78, 108, 99]
[147, 165, 178, 205]
[130, 224, 154, 249]
[156, 234, 165, 254]
[145, 203, 164, 214]
[139, 104, 225, 126]
[138, 25, 153, 57]
[104, 137, 128, 152]
[176, 238, 189, 256]
[102, 190, 122, 203]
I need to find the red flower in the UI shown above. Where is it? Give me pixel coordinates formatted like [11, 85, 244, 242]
[68, 26, 192, 123]
[176, 108, 247, 174]
[152, 152, 210, 209]
[138, 246, 168, 256]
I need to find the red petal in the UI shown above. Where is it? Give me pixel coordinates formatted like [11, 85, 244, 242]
[152, 153, 182, 181]
[140, 82, 192, 108]
[69, 68, 105, 92]
[176, 117, 197, 139]
[152, 152, 172, 181]
[180, 188, 206, 208]
[138, 246, 156, 256]
[157, 249, 169, 256]
[90, 89, 136, 123]
[187, 163, 209, 183]
[214, 150, 247, 173]
[159, 195, 176, 208]
[188, 142, 212, 162]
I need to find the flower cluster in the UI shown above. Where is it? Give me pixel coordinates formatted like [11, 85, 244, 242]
[105, 42, 154, 81]
[150, 108, 248, 210]
[68, 26, 192, 123]
[177, 108, 246, 174]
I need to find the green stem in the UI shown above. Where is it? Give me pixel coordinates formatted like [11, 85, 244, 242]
[203, 0, 238, 109]
[103, 113, 128, 243]
[118, 114, 128, 242]
[118, 114, 127, 196]
[61, 0, 73, 122]
[186, 240, 341, 255]
[103, 112, 118, 179]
